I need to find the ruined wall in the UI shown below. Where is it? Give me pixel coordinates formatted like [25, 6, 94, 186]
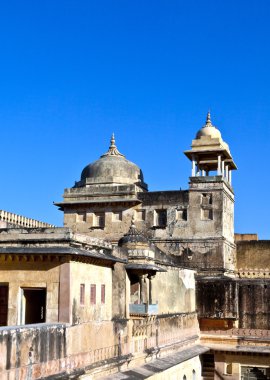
[0, 260, 60, 325]
[70, 261, 112, 324]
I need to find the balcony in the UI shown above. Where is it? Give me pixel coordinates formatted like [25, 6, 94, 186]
[129, 303, 158, 315]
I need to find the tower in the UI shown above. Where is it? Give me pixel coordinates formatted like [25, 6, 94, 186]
[185, 113, 238, 328]
[184, 112, 237, 274]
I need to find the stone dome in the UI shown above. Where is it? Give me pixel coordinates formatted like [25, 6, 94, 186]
[80, 134, 147, 189]
[118, 220, 149, 248]
[195, 112, 222, 140]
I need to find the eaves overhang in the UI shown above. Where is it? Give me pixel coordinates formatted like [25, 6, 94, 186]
[0, 246, 126, 265]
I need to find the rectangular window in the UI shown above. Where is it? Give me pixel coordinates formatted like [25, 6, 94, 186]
[136, 210, 145, 221]
[77, 212, 86, 223]
[113, 211, 122, 222]
[80, 284, 85, 305]
[101, 284, 105, 304]
[201, 193, 212, 205]
[154, 210, 167, 227]
[90, 284, 96, 305]
[176, 209, 187, 221]
[94, 213, 105, 228]
[201, 209, 213, 220]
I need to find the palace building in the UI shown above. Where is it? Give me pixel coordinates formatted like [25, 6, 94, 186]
[0, 113, 269, 380]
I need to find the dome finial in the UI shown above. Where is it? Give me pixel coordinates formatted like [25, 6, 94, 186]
[102, 133, 125, 157]
[131, 215, 136, 229]
[206, 111, 212, 126]
[110, 133, 116, 147]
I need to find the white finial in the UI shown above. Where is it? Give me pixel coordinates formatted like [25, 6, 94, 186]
[110, 133, 115, 147]
[206, 111, 212, 126]
[101, 133, 125, 157]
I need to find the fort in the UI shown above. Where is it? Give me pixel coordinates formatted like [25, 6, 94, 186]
[0, 113, 269, 379]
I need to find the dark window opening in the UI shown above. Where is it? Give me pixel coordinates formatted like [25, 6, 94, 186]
[22, 288, 46, 324]
[0, 285, 8, 326]
[201, 208, 213, 220]
[177, 209, 187, 221]
[155, 210, 167, 227]
[94, 213, 105, 228]
[201, 193, 213, 205]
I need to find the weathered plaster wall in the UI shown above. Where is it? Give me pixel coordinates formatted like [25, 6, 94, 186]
[196, 279, 238, 320]
[238, 280, 270, 329]
[0, 323, 66, 379]
[64, 204, 136, 243]
[152, 269, 196, 314]
[111, 262, 128, 319]
[237, 241, 270, 270]
[66, 321, 115, 355]
[70, 261, 112, 324]
[0, 261, 60, 325]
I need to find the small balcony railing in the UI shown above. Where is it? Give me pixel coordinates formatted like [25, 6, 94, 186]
[129, 303, 158, 315]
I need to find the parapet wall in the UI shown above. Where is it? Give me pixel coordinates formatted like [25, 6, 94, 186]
[0, 323, 66, 378]
[0, 314, 199, 379]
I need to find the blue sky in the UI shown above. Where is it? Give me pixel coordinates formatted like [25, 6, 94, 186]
[0, 1, 269, 238]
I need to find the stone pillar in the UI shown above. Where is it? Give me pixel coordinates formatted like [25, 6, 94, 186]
[139, 275, 143, 304]
[221, 161, 225, 178]
[192, 157, 196, 177]
[196, 164, 200, 176]
[229, 170, 232, 185]
[139, 275, 147, 304]
[59, 262, 71, 323]
[148, 274, 155, 304]
[225, 165, 229, 181]
[217, 155, 221, 175]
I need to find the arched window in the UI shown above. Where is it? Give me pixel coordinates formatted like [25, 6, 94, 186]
[192, 369, 196, 380]
[183, 375, 187, 380]
[226, 363, 232, 375]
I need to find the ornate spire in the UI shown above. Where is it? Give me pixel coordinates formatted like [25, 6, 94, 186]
[101, 133, 125, 157]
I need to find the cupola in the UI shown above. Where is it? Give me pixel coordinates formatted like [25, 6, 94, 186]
[184, 112, 237, 184]
[76, 134, 148, 190]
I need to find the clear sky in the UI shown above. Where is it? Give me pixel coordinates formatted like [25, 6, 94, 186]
[0, 1, 270, 238]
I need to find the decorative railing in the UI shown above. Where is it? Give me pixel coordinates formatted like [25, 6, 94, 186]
[201, 328, 270, 338]
[0, 210, 55, 228]
[237, 268, 270, 278]
[86, 328, 198, 363]
[131, 328, 198, 354]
